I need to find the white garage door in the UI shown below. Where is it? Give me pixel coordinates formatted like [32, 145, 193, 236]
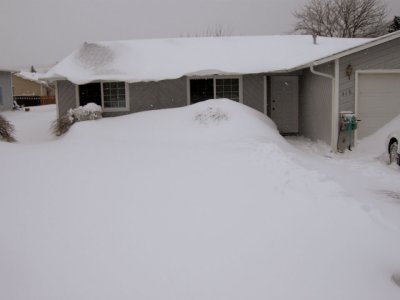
[357, 73, 400, 139]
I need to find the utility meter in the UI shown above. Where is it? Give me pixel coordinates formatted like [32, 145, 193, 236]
[338, 111, 359, 151]
[340, 112, 358, 131]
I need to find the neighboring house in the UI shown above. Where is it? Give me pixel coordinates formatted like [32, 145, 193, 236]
[12, 72, 54, 97]
[0, 68, 14, 111]
[43, 31, 400, 151]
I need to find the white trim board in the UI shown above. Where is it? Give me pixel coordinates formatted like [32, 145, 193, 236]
[55, 81, 59, 118]
[263, 75, 267, 115]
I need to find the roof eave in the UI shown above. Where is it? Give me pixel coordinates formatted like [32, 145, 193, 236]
[311, 30, 400, 66]
[277, 31, 400, 72]
[39, 76, 67, 82]
[0, 67, 18, 73]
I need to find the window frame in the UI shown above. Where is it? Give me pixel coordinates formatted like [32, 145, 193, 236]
[186, 75, 243, 105]
[76, 81, 130, 112]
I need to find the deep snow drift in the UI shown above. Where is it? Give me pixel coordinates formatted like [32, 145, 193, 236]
[1, 100, 399, 300]
[357, 114, 400, 156]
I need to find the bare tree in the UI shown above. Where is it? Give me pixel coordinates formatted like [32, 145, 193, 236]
[293, 0, 388, 37]
[202, 24, 232, 37]
[181, 24, 232, 38]
[388, 16, 400, 33]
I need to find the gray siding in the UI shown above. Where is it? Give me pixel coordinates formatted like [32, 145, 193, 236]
[129, 77, 187, 113]
[339, 37, 400, 112]
[57, 80, 77, 116]
[243, 74, 264, 113]
[299, 62, 334, 144]
[0, 71, 13, 110]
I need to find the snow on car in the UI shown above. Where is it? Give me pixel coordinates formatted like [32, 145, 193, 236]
[386, 131, 400, 165]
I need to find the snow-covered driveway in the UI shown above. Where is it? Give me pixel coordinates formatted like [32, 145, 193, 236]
[287, 134, 400, 233]
[1, 102, 399, 300]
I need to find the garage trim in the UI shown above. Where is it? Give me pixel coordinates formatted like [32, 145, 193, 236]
[355, 69, 400, 142]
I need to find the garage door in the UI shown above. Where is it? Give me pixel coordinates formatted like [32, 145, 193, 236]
[357, 73, 400, 139]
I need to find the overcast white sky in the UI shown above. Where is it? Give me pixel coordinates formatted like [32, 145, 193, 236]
[0, 0, 399, 70]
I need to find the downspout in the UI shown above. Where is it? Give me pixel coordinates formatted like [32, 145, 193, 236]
[309, 60, 339, 152]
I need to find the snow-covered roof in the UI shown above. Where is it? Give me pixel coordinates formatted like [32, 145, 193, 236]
[43, 35, 376, 84]
[0, 66, 16, 73]
[14, 71, 49, 86]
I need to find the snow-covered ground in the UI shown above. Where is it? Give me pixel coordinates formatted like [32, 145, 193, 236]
[1, 105, 56, 143]
[1, 101, 400, 300]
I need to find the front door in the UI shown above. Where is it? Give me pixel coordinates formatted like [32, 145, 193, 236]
[79, 83, 102, 106]
[271, 76, 299, 134]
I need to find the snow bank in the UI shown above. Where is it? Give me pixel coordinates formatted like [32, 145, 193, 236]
[43, 35, 372, 84]
[1, 100, 399, 300]
[357, 114, 400, 155]
[0, 104, 56, 143]
[64, 99, 285, 146]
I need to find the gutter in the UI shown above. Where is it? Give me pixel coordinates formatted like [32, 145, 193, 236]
[310, 60, 339, 152]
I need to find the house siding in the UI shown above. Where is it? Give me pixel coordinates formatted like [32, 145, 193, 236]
[0, 71, 13, 110]
[299, 62, 334, 145]
[129, 77, 187, 113]
[242, 74, 264, 113]
[12, 75, 48, 96]
[57, 80, 76, 116]
[339, 37, 400, 112]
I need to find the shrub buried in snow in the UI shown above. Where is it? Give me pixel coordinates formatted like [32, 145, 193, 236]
[71, 103, 103, 121]
[195, 106, 228, 125]
[52, 103, 102, 136]
[0, 114, 16, 142]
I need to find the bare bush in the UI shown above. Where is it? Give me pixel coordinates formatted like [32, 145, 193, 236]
[51, 103, 102, 136]
[51, 114, 75, 136]
[0, 114, 16, 142]
[195, 107, 228, 125]
[293, 0, 388, 37]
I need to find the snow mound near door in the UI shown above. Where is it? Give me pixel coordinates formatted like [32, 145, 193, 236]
[64, 98, 287, 146]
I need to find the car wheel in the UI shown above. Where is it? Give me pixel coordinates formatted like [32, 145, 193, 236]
[389, 140, 399, 164]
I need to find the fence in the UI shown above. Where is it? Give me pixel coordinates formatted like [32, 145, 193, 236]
[39, 96, 56, 105]
[14, 96, 56, 107]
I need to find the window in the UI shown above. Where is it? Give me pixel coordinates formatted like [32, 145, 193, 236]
[190, 79, 214, 104]
[103, 82, 126, 108]
[216, 78, 239, 101]
[79, 83, 101, 106]
[189, 77, 241, 104]
[78, 82, 129, 112]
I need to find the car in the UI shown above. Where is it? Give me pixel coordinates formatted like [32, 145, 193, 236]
[386, 131, 400, 165]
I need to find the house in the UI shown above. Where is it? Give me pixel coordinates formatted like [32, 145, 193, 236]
[12, 71, 55, 107]
[0, 68, 14, 111]
[43, 31, 400, 151]
[12, 71, 54, 97]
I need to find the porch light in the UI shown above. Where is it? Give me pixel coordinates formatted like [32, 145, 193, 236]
[345, 64, 353, 80]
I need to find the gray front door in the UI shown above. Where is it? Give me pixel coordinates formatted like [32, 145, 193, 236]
[271, 76, 299, 134]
